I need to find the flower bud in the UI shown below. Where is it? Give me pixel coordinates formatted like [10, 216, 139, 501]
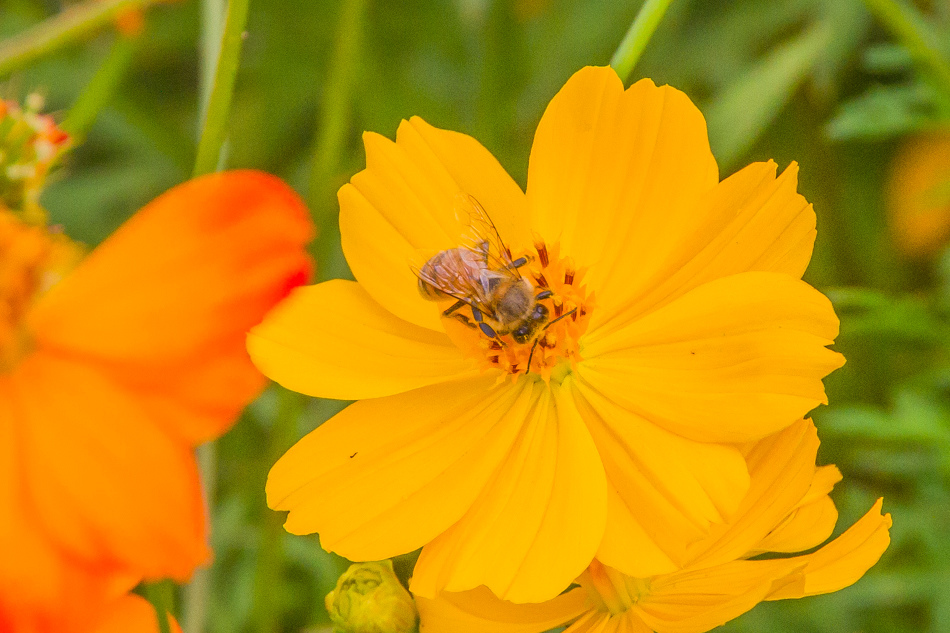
[0, 95, 70, 223]
[325, 560, 417, 633]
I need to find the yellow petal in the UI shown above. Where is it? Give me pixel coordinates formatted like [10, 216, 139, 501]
[415, 586, 587, 633]
[597, 482, 679, 579]
[247, 280, 476, 400]
[687, 419, 820, 568]
[411, 378, 607, 604]
[571, 380, 748, 576]
[800, 465, 842, 506]
[340, 117, 528, 331]
[526, 67, 719, 321]
[755, 495, 838, 554]
[609, 161, 817, 324]
[267, 375, 531, 560]
[580, 272, 844, 444]
[767, 498, 892, 599]
[636, 559, 802, 633]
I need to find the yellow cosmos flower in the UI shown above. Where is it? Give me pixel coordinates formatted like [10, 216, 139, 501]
[248, 65, 845, 603]
[416, 419, 892, 633]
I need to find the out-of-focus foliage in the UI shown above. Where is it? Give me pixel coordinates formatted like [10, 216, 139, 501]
[2, 0, 948, 631]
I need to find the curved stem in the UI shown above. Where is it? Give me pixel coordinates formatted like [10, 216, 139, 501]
[609, 0, 676, 83]
[861, 0, 950, 95]
[61, 34, 138, 140]
[192, 0, 252, 178]
[0, 0, 155, 78]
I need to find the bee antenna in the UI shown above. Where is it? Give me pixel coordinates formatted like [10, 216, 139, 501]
[526, 308, 577, 376]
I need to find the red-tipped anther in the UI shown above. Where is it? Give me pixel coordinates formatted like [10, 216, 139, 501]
[535, 242, 549, 268]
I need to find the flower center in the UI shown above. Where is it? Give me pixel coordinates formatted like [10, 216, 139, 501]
[579, 560, 651, 617]
[439, 239, 593, 381]
[0, 209, 79, 372]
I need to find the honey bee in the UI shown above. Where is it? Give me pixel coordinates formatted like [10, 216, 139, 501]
[414, 194, 554, 347]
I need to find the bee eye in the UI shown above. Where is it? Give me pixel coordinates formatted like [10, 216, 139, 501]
[533, 304, 549, 321]
[512, 325, 531, 344]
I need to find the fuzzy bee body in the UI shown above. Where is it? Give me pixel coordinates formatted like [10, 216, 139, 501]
[414, 196, 550, 345]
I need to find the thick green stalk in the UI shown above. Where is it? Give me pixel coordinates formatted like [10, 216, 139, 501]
[609, 0, 676, 83]
[309, 0, 370, 280]
[192, 0, 252, 178]
[0, 0, 155, 77]
[61, 34, 137, 140]
[145, 580, 175, 633]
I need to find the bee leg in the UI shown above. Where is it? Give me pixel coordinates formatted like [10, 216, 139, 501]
[450, 313, 477, 329]
[509, 256, 529, 269]
[526, 307, 578, 375]
[442, 299, 467, 317]
[535, 289, 553, 301]
[471, 306, 503, 343]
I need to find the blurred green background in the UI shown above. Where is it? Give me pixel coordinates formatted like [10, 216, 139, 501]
[2, 0, 949, 631]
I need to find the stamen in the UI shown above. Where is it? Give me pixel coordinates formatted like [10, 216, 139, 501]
[435, 239, 593, 382]
[535, 241, 549, 267]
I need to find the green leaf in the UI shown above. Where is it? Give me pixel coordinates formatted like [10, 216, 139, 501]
[705, 19, 832, 169]
[826, 82, 936, 140]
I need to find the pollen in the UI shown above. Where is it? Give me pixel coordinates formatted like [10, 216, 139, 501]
[0, 209, 80, 371]
[441, 239, 594, 382]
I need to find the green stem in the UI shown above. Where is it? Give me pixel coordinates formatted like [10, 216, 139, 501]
[192, 0, 253, 178]
[180, 443, 217, 633]
[180, 3, 228, 633]
[309, 0, 370, 279]
[861, 0, 950, 92]
[61, 34, 137, 140]
[0, 0, 157, 78]
[609, 0, 676, 83]
[250, 388, 305, 633]
[145, 580, 176, 633]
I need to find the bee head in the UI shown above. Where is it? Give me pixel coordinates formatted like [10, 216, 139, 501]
[512, 303, 549, 344]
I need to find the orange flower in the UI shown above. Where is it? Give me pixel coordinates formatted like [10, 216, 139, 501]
[249, 66, 843, 602]
[416, 419, 891, 633]
[887, 131, 950, 257]
[90, 595, 182, 633]
[0, 171, 313, 629]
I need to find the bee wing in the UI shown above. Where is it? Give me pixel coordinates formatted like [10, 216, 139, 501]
[454, 192, 520, 275]
[411, 248, 493, 308]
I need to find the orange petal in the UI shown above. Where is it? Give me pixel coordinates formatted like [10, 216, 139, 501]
[525, 67, 719, 321]
[340, 117, 528, 331]
[247, 280, 476, 400]
[767, 498, 892, 599]
[91, 594, 183, 633]
[9, 352, 207, 580]
[415, 586, 587, 633]
[570, 380, 748, 577]
[0, 376, 138, 633]
[29, 170, 313, 444]
[580, 272, 844, 444]
[268, 375, 532, 560]
[411, 379, 607, 604]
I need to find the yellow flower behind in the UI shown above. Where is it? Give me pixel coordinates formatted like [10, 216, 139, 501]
[248, 65, 844, 603]
[416, 419, 891, 633]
